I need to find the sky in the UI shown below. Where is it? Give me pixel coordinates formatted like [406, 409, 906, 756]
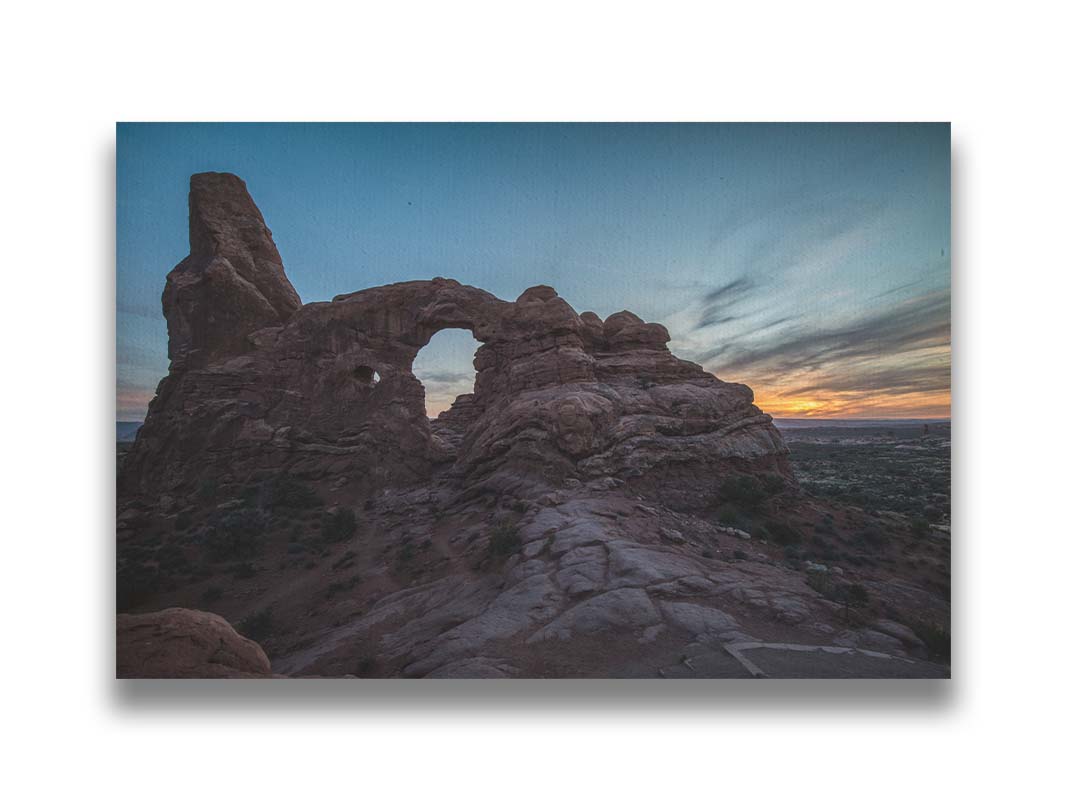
[117, 123, 949, 421]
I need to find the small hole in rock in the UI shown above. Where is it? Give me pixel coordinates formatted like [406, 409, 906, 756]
[354, 366, 380, 386]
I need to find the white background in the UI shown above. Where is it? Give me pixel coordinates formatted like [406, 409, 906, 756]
[2, 1, 1065, 798]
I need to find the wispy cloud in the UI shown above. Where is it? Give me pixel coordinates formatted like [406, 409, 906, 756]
[702, 288, 951, 417]
[711, 289, 950, 376]
[694, 277, 755, 329]
[419, 370, 471, 384]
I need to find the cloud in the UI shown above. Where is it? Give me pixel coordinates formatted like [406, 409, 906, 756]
[694, 277, 755, 329]
[698, 288, 950, 416]
[419, 369, 473, 384]
[710, 289, 950, 377]
[791, 361, 949, 397]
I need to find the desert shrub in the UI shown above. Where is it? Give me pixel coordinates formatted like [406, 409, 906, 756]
[808, 578, 870, 622]
[806, 571, 835, 596]
[332, 551, 356, 571]
[856, 526, 888, 551]
[764, 519, 802, 546]
[762, 474, 786, 495]
[116, 561, 159, 611]
[196, 477, 219, 503]
[355, 656, 377, 677]
[718, 476, 767, 510]
[270, 476, 323, 510]
[238, 608, 274, 641]
[156, 542, 188, 571]
[909, 619, 951, 662]
[732, 549, 748, 561]
[239, 482, 265, 504]
[200, 585, 223, 604]
[205, 507, 267, 560]
[718, 506, 740, 527]
[322, 507, 357, 543]
[232, 561, 256, 579]
[910, 517, 931, 537]
[819, 547, 841, 562]
[325, 575, 360, 598]
[396, 539, 416, 565]
[488, 522, 521, 558]
[720, 473, 787, 510]
[835, 582, 869, 607]
[814, 518, 835, 535]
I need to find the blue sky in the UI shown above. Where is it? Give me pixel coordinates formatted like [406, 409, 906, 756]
[117, 123, 949, 420]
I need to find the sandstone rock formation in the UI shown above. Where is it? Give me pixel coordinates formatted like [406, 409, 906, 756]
[117, 608, 272, 678]
[163, 173, 301, 370]
[121, 172, 791, 510]
[117, 174, 947, 678]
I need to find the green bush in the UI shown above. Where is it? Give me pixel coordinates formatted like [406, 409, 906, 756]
[719, 473, 785, 510]
[200, 585, 223, 604]
[806, 571, 834, 596]
[238, 607, 274, 641]
[395, 539, 416, 566]
[762, 474, 786, 495]
[764, 519, 802, 546]
[205, 508, 267, 560]
[325, 575, 360, 598]
[270, 476, 323, 510]
[833, 582, 869, 607]
[718, 506, 740, 527]
[331, 551, 356, 571]
[910, 619, 951, 662]
[196, 477, 219, 503]
[322, 507, 357, 542]
[116, 561, 159, 611]
[355, 656, 377, 677]
[488, 522, 521, 558]
[856, 526, 888, 551]
[232, 561, 256, 579]
[718, 476, 767, 510]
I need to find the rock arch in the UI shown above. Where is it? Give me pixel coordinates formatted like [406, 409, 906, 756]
[121, 173, 792, 508]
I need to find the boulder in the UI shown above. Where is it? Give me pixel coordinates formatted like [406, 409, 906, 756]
[117, 608, 272, 678]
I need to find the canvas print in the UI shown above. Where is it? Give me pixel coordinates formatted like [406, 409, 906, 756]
[116, 123, 950, 678]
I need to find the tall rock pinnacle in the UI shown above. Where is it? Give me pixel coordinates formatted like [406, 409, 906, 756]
[162, 172, 302, 369]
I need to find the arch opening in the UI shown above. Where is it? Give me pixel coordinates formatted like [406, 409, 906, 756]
[354, 365, 380, 386]
[411, 328, 479, 418]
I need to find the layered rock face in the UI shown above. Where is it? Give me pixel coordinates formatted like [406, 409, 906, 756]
[122, 173, 790, 509]
[163, 172, 301, 370]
